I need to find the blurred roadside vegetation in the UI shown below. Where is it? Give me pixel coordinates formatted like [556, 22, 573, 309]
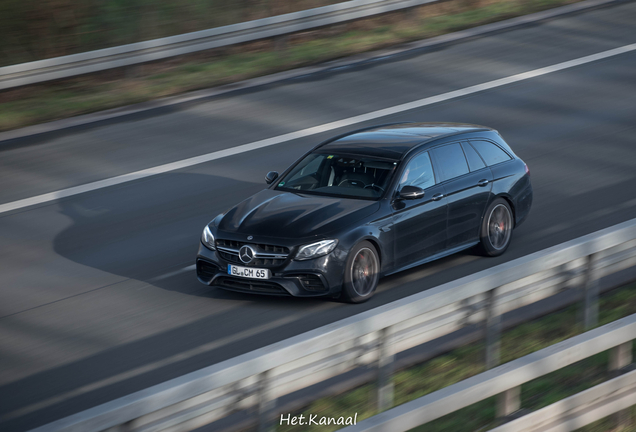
[0, 0, 342, 67]
[0, 0, 583, 132]
[278, 284, 636, 432]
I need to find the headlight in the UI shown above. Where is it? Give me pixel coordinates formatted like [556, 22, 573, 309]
[295, 239, 338, 261]
[201, 225, 216, 250]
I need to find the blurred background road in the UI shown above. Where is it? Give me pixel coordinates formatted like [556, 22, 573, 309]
[0, 2, 635, 430]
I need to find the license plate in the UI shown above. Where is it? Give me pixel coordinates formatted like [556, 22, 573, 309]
[228, 264, 270, 279]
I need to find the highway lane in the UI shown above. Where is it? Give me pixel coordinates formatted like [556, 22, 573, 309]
[2, 1, 636, 204]
[1, 2, 636, 430]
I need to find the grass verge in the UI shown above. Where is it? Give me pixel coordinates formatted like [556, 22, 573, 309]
[277, 284, 636, 432]
[0, 0, 586, 132]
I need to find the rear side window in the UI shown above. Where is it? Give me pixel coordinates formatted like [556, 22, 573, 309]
[470, 141, 511, 166]
[461, 142, 486, 172]
[431, 143, 469, 182]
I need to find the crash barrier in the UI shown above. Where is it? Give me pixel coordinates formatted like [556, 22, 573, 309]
[0, 0, 439, 90]
[343, 313, 636, 432]
[33, 217, 636, 432]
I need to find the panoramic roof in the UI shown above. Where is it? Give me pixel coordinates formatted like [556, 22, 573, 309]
[319, 123, 490, 159]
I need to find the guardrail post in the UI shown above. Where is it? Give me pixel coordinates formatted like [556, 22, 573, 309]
[274, 35, 289, 53]
[257, 370, 276, 432]
[609, 341, 633, 428]
[485, 288, 501, 369]
[377, 326, 395, 412]
[609, 341, 633, 371]
[582, 253, 600, 330]
[496, 386, 521, 419]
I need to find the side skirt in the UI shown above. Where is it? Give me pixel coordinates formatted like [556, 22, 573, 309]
[385, 241, 479, 276]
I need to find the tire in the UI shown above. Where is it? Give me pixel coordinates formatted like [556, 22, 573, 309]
[478, 198, 514, 257]
[340, 241, 380, 303]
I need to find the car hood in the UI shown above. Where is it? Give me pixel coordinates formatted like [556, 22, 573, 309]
[218, 189, 380, 239]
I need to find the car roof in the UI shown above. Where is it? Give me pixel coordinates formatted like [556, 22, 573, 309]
[318, 122, 493, 160]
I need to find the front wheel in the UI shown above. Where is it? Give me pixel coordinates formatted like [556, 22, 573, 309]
[478, 198, 514, 257]
[340, 241, 380, 303]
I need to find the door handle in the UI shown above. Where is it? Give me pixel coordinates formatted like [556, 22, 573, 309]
[477, 179, 489, 187]
[432, 193, 445, 201]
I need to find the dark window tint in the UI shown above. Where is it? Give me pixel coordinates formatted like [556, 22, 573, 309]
[399, 152, 435, 190]
[299, 155, 323, 176]
[470, 141, 511, 166]
[432, 143, 470, 182]
[276, 153, 396, 200]
[461, 142, 486, 172]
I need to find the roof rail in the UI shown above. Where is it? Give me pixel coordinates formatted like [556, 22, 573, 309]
[312, 121, 414, 150]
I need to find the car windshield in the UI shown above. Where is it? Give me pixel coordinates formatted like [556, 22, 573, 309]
[275, 152, 397, 200]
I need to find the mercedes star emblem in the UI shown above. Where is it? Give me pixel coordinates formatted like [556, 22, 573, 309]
[239, 245, 255, 264]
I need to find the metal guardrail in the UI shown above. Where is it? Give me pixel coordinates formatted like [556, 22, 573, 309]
[490, 369, 636, 432]
[0, 0, 438, 90]
[343, 314, 636, 432]
[32, 217, 636, 432]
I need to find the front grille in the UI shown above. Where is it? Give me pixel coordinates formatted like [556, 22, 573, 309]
[197, 260, 219, 280]
[216, 239, 289, 254]
[215, 239, 290, 267]
[252, 257, 286, 266]
[289, 274, 327, 292]
[218, 250, 241, 264]
[215, 276, 289, 295]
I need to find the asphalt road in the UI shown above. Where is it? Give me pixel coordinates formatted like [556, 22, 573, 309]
[1, 2, 636, 430]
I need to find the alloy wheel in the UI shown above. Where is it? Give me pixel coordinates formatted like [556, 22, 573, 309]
[487, 204, 512, 250]
[350, 247, 378, 297]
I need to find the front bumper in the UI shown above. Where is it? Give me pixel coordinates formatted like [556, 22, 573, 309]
[196, 243, 346, 297]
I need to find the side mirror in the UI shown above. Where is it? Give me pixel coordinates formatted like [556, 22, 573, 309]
[265, 171, 279, 185]
[398, 185, 425, 200]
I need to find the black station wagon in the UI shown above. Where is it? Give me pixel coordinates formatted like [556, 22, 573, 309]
[196, 123, 533, 302]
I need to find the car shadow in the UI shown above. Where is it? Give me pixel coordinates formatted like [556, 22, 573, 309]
[50, 171, 335, 306]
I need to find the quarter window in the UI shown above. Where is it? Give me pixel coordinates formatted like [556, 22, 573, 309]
[470, 141, 511, 166]
[431, 143, 470, 182]
[461, 142, 486, 172]
[399, 152, 435, 190]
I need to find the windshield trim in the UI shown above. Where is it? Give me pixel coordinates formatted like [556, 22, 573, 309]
[313, 150, 400, 163]
[275, 187, 382, 201]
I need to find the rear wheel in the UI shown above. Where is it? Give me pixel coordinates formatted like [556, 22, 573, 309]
[478, 198, 513, 257]
[341, 241, 379, 303]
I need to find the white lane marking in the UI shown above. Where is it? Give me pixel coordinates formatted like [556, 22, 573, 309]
[1, 43, 635, 216]
[1, 303, 333, 421]
[151, 264, 196, 281]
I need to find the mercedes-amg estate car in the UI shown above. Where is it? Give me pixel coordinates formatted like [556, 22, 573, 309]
[196, 123, 532, 302]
